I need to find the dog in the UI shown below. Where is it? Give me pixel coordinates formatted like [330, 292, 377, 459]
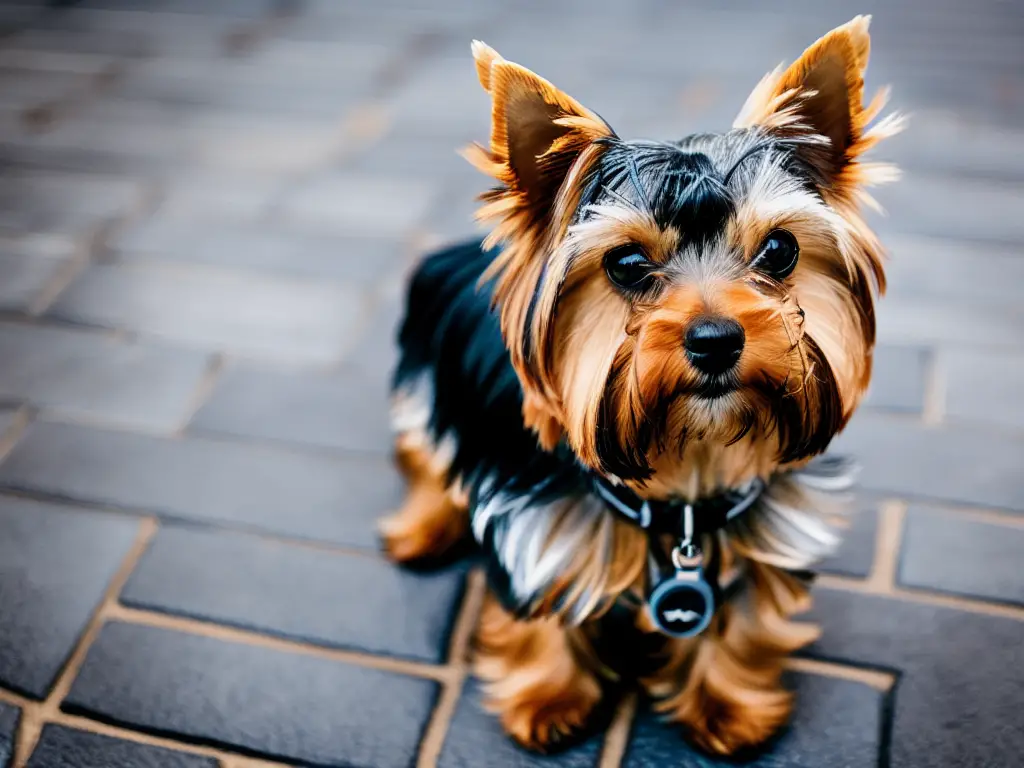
[381, 15, 902, 756]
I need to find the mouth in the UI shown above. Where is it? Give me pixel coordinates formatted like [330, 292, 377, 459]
[693, 375, 738, 400]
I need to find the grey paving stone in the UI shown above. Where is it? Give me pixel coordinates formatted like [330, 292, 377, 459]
[0, 323, 210, 431]
[0, 241, 69, 311]
[622, 672, 882, 768]
[64, 622, 439, 768]
[0, 171, 141, 238]
[0, 67, 93, 111]
[342, 298, 403, 388]
[0, 421, 404, 548]
[873, 171, 1024, 244]
[0, 701, 17, 768]
[26, 725, 216, 768]
[864, 345, 928, 414]
[7, 10, 238, 58]
[47, 263, 369, 365]
[833, 414, 1024, 512]
[113, 216, 406, 286]
[0, 496, 139, 698]
[342, 131, 484, 192]
[809, 588, 1024, 768]
[883, 235, 1024, 311]
[875, 296, 1023, 350]
[438, 679, 603, 768]
[819, 498, 879, 579]
[122, 526, 467, 663]
[113, 66, 367, 119]
[278, 173, 436, 237]
[899, 505, 1023, 605]
[190, 363, 390, 454]
[154, 172, 284, 222]
[943, 349, 1024, 430]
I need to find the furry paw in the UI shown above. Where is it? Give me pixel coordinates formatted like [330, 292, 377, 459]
[677, 689, 792, 757]
[495, 677, 604, 753]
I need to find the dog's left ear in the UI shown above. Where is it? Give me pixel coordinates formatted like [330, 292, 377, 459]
[735, 15, 902, 197]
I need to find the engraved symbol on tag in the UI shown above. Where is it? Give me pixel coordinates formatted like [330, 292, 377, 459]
[648, 569, 715, 638]
[646, 504, 716, 638]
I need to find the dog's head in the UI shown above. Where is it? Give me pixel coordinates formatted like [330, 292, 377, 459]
[466, 16, 902, 493]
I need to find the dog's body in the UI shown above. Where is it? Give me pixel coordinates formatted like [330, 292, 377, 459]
[381, 16, 901, 756]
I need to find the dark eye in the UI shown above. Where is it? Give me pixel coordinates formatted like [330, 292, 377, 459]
[752, 229, 799, 279]
[604, 245, 654, 290]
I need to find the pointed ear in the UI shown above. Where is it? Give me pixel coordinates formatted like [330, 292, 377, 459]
[464, 41, 615, 227]
[735, 16, 902, 191]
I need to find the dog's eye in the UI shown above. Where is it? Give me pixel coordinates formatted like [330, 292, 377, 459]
[752, 229, 799, 279]
[604, 246, 654, 290]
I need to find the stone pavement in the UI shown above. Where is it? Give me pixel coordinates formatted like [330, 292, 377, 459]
[0, 0, 1021, 766]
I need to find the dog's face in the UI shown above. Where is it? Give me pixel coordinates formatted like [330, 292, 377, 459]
[466, 17, 902, 492]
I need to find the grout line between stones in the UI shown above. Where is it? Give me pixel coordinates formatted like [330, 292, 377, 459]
[174, 352, 227, 435]
[28, 177, 162, 318]
[107, 604, 449, 682]
[865, 500, 907, 593]
[11, 517, 159, 767]
[785, 657, 895, 691]
[815, 574, 1024, 621]
[416, 568, 486, 768]
[0, 405, 34, 466]
[598, 692, 637, 768]
[921, 347, 945, 426]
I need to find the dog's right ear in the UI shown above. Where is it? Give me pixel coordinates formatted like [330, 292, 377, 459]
[464, 42, 615, 235]
[462, 43, 615, 450]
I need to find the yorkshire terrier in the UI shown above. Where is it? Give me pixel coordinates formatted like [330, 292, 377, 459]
[381, 16, 902, 756]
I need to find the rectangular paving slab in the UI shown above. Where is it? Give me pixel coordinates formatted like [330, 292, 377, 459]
[0, 496, 139, 698]
[833, 414, 1024, 512]
[47, 263, 369, 365]
[0, 322, 211, 432]
[113, 216, 407, 286]
[899, 505, 1024, 606]
[0, 420, 404, 548]
[27, 725, 216, 768]
[809, 587, 1024, 768]
[190, 363, 392, 454]
[122, 525, 467, 663]
[64, 621, 439, 768]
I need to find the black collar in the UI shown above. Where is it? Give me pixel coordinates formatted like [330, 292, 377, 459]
[590, 473, 764, 538]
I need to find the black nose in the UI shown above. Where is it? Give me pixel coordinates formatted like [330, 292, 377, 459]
[684, 318, 745, 375]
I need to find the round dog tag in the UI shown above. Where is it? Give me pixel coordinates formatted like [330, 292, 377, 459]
[647, 570, 715, 638]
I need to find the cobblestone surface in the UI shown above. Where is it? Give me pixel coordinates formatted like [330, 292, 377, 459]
[0, 1, 1020, 767]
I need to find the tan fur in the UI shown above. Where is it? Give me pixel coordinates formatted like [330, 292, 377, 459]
[379, 437, 469, 563]
[475, 591, 605, 751]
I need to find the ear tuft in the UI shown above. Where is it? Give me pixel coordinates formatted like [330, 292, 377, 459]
[735, 15, 902, 198]
[471, 40, 501, 92]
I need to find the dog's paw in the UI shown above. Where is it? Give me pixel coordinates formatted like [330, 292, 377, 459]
[679, 689, 792, 757]
[378, 513, 438, 563]
[497, 678, 604, 753]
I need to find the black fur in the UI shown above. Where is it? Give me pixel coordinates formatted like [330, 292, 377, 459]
[394, 241, 588, 612]
[584, 139, 735, 250]
[394, 245, 585, 482]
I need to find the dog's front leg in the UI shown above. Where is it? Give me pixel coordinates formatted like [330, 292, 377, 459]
[474, 590, 607, 752]
[640, 562, 819, 756]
